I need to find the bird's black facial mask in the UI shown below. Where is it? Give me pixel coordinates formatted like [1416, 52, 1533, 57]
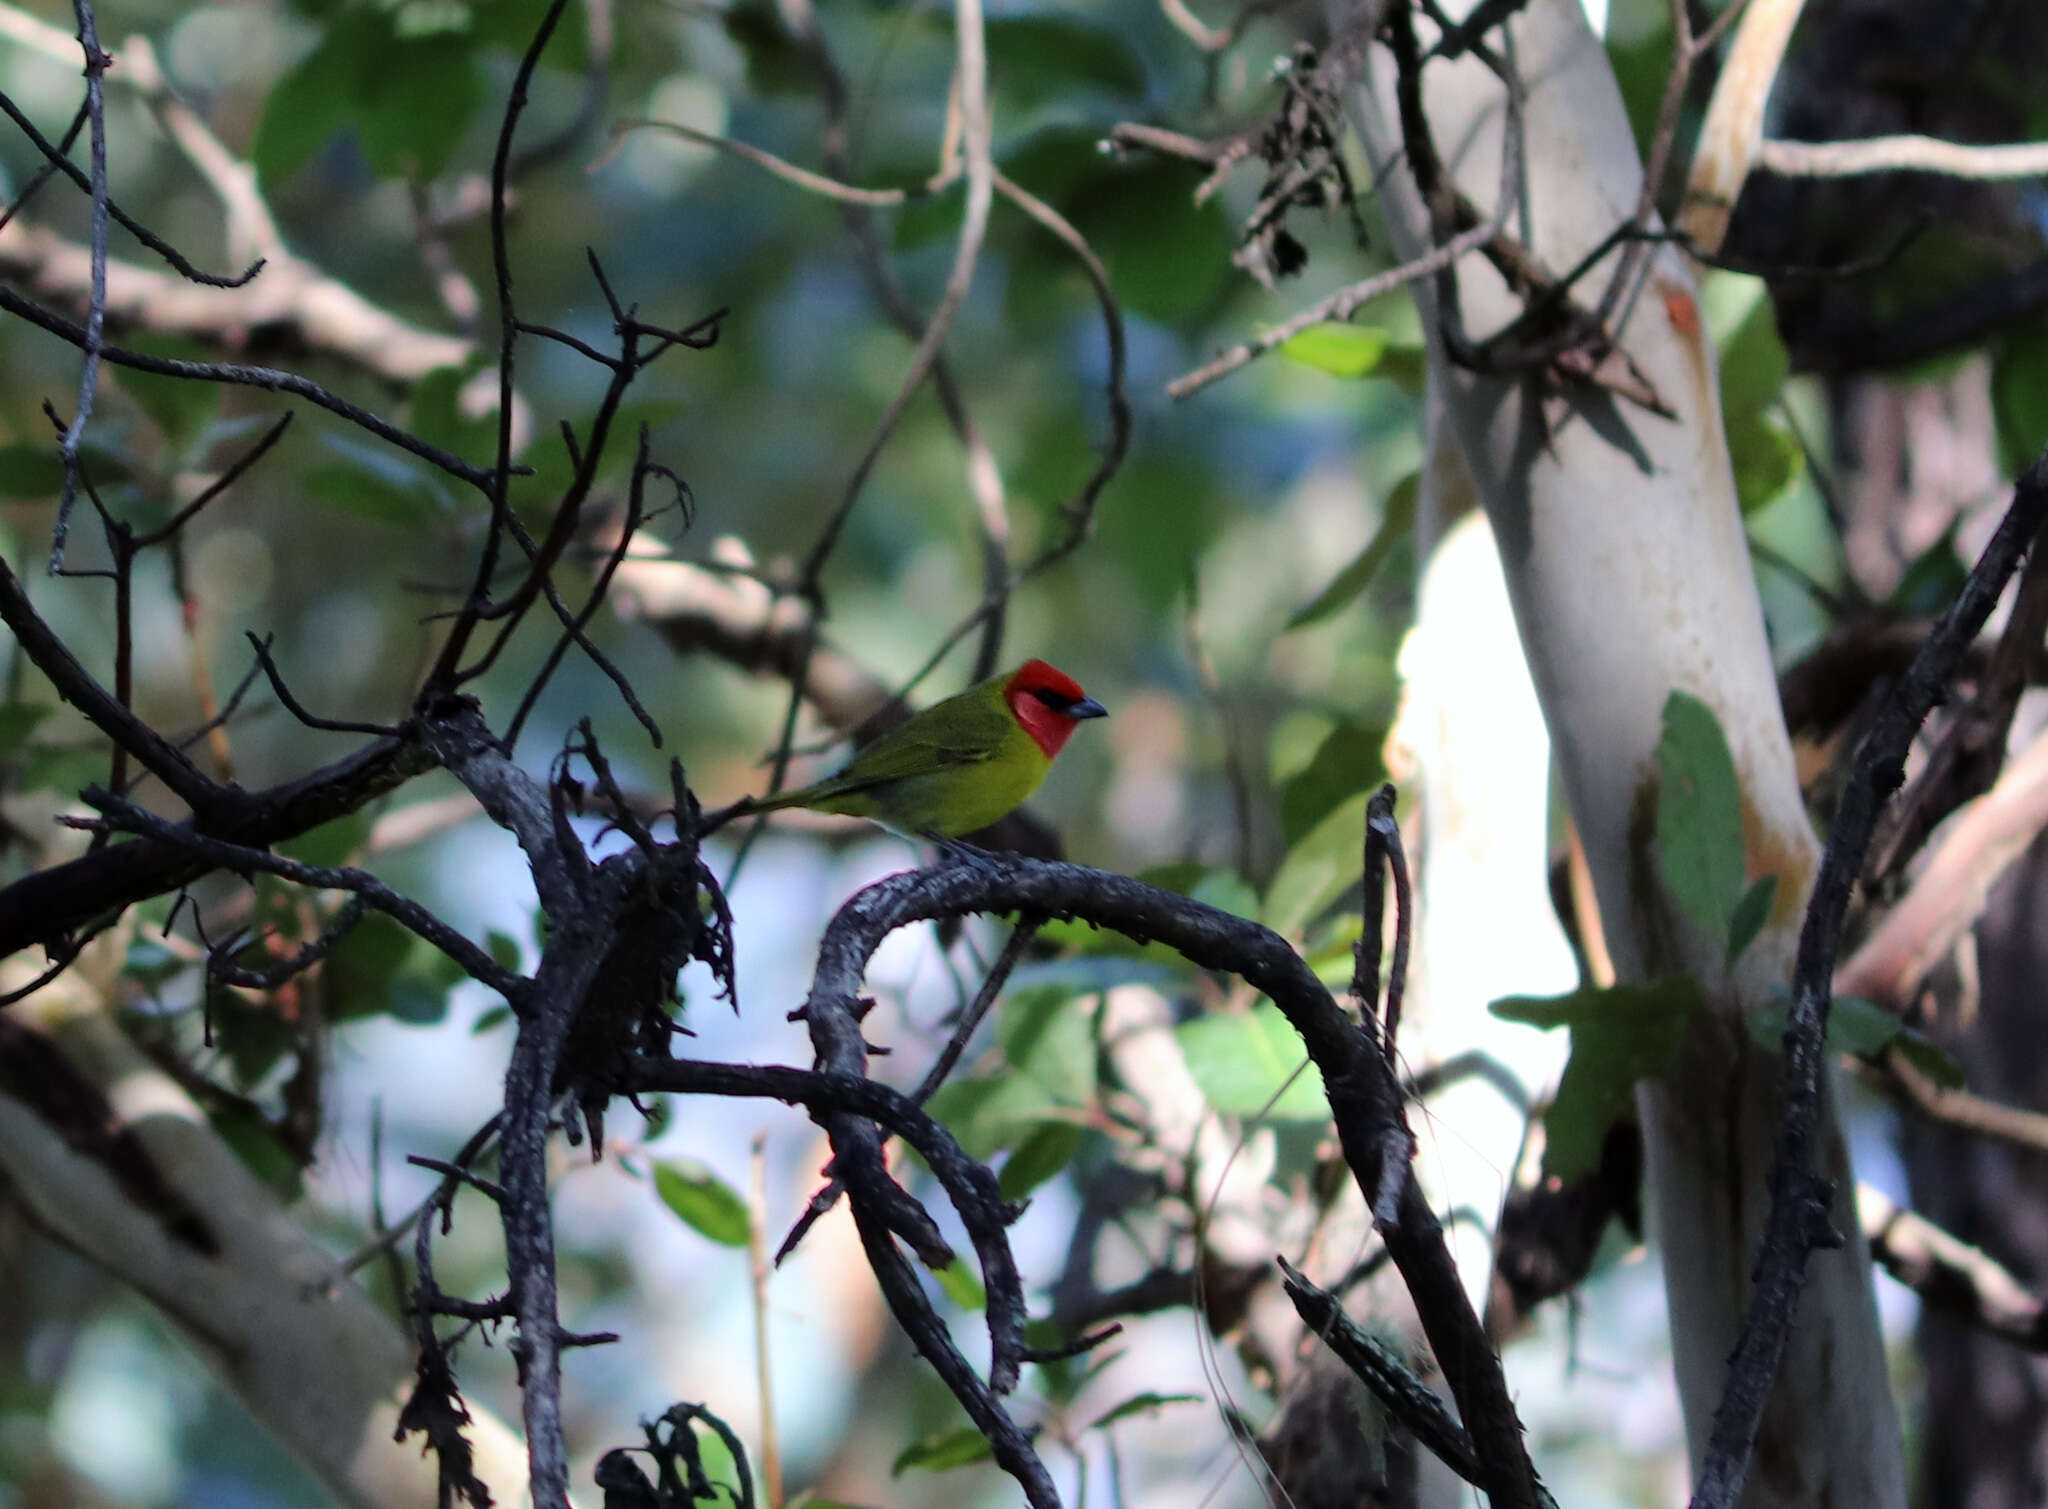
[1031, 687, 1107, 719]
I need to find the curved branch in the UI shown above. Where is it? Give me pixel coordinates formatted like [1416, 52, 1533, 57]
[792, 853, 1546, 1509]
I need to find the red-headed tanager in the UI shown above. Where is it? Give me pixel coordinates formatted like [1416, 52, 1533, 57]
[724, 659, 1106, 839]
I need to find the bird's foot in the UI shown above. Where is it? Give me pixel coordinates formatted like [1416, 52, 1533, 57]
[932, 836, 1007, 876]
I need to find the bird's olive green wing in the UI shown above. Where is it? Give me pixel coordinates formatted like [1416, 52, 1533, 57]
[799, 691, 1017, 799]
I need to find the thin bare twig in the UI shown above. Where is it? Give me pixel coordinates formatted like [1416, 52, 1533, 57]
[74, 791, 526, 1000]
[602, 117, 934, 206]
[48, 0, 111, 569]
[1169, 216, 1501, 398]
[1874, 1048, 2048, 1158]
[725, 0, 999, 880]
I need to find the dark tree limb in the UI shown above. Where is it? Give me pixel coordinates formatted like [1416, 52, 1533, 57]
[0, 731, 435, 961]
[772, 917, 1039, 1264]
[1277, 1257, 1488, 1490]
[72, 791, 524, 1000]
[783, 852, 1547, 1509]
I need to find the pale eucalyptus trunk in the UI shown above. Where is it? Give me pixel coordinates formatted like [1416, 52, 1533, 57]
[1345, 2, 1905, 1502]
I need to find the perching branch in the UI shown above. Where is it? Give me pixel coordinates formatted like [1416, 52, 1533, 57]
[777, 851, 1548, 1509]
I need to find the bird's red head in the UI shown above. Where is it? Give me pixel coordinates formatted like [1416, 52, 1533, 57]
[1005, 659, 1108, 759]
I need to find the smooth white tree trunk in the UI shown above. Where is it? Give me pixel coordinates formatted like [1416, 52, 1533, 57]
[1347, 3, 1905, 1502]
[1392, 408, 1575, 1314]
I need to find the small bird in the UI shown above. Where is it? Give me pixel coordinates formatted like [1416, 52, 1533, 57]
[716, 659, 1106, 840]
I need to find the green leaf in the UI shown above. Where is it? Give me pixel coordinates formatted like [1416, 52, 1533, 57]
[929, 1074, 1043, 1160]
[211, 1101, 304, 1200]
[929, 984, 1096, 1159]
[978, 14, 1146, 110]
[471, 1003, 513, 1034]
[254, 12, 370, 185]
[1264, 789, 1372, 936]
[722, 0, 813, 96]
[253, 10, 482, 184]
[211, 989, 296, 1086]
[1176, 1003, 1329, 1121]
[1136, 861, 1208, 893]
[1707, 271, 1789, 417]
[1001, 126, 1231, 324]
[1994, 321, 2048, 477]
[0, 443, 67, 499]
[0, 703, 52, 758]
[325, 912, 445, 1022]
[932, 1257, 986, 1311]
[1492, 977, 1704, 1180]
[997, 983, 1098, 1106]
[384, 973, 452, 1024]
[891, 1427, 995, 1477]
[1188, 869, 1261, 924]
[1706, 274, 1802, 515]
[277, 811, 370, 868]
[1888, 523, 1969, 616]
[470, 0, 589, 67]
[114, 336, 222, 449]
[1726, 406, 1803, 516]
[1088, 1392, 1202, 1431]
[1655, 690, 1747, 950]
[1726, 874, 1777, 964]
[305, 462, 436, 525]
[355, 36, 482, 180]
[1279, 722, 1386, 845]
[1303, 913, 1367, 989]
[1895, 1033, 1968, 1089]
[1746, 992, 1965, 1088]
[13, 744, 105, 798]
[486, 929, 523, 971]
[652, 1159, 752, 1247]
[998, 1120, 1082, 1200]
[1285, 474, 1418, 630]
[1280, 324, 1390, 379]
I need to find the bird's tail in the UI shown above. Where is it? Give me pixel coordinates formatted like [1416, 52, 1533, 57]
[695, 786, 815, 837]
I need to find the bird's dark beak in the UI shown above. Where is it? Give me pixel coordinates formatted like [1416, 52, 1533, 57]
[1070, 697, 1108, 720]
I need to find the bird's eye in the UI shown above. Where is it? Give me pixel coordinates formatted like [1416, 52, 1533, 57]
[1031, 687, 1072, 710]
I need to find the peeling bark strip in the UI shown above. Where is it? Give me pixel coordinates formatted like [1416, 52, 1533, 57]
[0, 1014, 217, 1253]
